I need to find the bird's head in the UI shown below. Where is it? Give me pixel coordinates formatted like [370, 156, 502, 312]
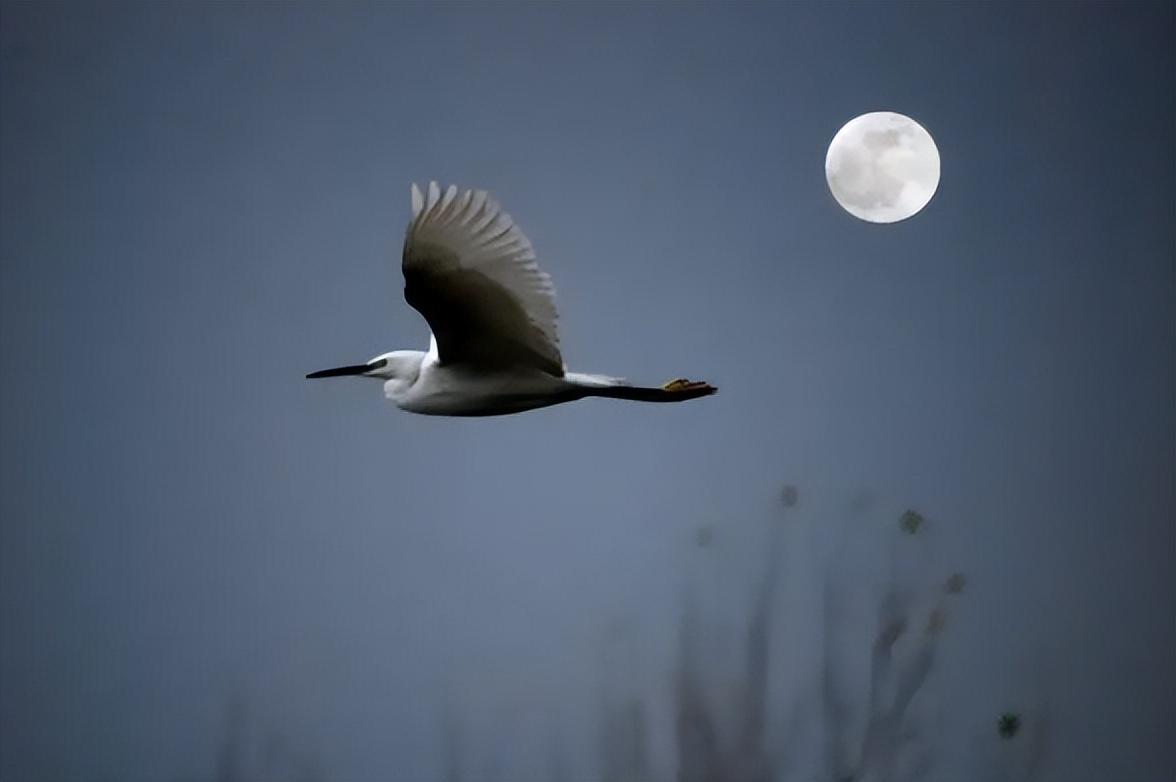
[306, 351, 421, 385]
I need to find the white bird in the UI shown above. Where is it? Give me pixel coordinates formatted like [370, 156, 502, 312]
[307, 182, 717, 416]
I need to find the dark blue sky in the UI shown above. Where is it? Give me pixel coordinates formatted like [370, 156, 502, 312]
[2, 3, 1172, 780]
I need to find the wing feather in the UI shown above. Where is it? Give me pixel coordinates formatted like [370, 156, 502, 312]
[402, 182, 563, 375]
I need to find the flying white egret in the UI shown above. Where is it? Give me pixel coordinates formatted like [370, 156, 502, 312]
[307, 182, 717, 416]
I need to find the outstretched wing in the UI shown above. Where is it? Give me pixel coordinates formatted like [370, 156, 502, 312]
[402, 182, 564, 376]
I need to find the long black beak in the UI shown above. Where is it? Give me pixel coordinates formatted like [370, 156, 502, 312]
[306, 363, 372, 379]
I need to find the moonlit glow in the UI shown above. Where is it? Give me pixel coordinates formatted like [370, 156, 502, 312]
[825, 111, 941, 223]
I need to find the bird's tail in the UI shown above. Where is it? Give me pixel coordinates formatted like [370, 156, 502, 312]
[565, 373, 717, 403]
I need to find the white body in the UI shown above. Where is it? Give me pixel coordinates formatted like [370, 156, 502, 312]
[395, 362, 578, 416]
[377, 348, 585, 417]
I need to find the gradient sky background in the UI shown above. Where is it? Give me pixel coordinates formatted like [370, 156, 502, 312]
[1, 3, 1173, 781]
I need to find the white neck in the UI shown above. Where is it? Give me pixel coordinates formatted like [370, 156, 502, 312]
[368, 350, 425, 400]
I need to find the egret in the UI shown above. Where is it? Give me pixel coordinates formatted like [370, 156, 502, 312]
[307, 182, 717, 416]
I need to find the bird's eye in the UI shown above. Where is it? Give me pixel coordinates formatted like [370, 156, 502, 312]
[368, 358, 388, 369]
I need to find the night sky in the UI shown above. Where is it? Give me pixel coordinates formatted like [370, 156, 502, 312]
[2, 3, 1172, 780]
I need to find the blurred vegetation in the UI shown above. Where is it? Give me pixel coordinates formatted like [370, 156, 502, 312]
[435, 484, 982, 782]
[194, 483, 1054, 781]
[209, 698, 325, 782]
[898, 510, 925, 536]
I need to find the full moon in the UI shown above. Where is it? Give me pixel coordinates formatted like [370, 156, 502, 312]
[825, 111, 940, 223]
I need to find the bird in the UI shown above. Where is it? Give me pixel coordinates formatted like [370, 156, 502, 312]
[307, 182, 717, 417]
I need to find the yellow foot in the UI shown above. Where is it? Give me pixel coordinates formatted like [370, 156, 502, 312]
[662, 378, 717, 395]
